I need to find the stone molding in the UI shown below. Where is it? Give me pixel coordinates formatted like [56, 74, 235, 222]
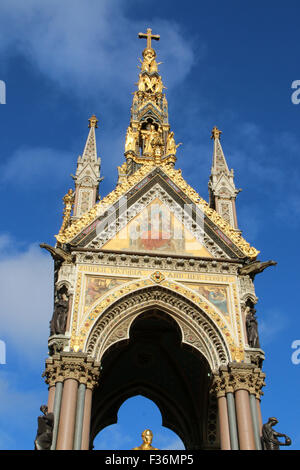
[43, 353, 100, 390]
[212, 364, 266, 399]
[86, 286, 231, 369]
[75, 250, 240, 275]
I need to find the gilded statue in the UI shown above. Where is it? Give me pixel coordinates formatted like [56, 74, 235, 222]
[133, 429, 159, 450]
[138, 74, 146, 92]
[125, 126, 137, 152]
[139, 48, 162, 74]
[142, 124, 158, 154]
[166, 131, 182, 155]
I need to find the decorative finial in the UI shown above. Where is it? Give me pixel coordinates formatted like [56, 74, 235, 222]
[138, 28, 160, 50]
[88, 114, 98, 128]
[211, 126, 222, 140]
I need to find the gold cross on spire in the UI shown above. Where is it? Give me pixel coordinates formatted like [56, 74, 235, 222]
[138, 28, 160, 49]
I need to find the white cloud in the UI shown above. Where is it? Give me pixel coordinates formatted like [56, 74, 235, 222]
[0, 1, 196, 102]
[0, 238, 53, 364]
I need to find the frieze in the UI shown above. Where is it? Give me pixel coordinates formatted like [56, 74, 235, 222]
[74, 251, 241, 276]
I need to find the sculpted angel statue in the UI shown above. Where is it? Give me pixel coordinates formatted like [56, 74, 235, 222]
[166, 131, 182, 155]
[125, 126, 137, 152]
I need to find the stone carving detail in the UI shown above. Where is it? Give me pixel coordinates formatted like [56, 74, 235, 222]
[86, 286, 230, 369]
[245, 305, 260, 349]
[75, 250, 239, 275]
[48, 335, 69, 356]
[34, 405, 54, 450]
[262, 418, 292, 450]
[212, 364, 265, 399]
[50, 285, 69, 336]
[43, 354, 100, 389]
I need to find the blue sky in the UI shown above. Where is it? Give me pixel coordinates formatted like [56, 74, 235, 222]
[0, 0, 299, 450]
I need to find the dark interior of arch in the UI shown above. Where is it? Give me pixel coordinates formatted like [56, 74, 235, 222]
[90, 309, 220, 450]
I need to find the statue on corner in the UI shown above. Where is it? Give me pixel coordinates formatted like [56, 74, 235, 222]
[34, 405, 54, 450]
[262, 417, 291, 450]
[50, 285, 69, 336]
[245, 305, 260, 349]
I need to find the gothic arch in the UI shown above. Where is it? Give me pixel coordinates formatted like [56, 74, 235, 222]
[85, 285, 231, 370]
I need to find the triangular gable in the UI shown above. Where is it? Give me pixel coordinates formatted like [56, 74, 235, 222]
[101, 197, 213, 258]
[56, 164, 259, 259]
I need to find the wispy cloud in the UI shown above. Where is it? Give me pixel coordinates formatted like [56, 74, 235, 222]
[0, 237, 53, 364]
[0, 1, 197, 102]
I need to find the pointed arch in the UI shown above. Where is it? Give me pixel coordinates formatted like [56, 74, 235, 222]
[85, 285, 231, 369]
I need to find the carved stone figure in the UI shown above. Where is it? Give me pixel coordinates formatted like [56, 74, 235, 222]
[132, 429, 159, 450]
[262, 417, 291, 450]
[239, 260, 277, 280]
[40, 243, 73, 284]
[34, 405, 54, 450]
[245, 306, 260, 348]
[50, 285, 69, 336]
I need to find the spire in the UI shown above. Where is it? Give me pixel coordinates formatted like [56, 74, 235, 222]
[119, 28, 181, 181]
[208, 127, 241, 230]
[72, 115, 103, 218]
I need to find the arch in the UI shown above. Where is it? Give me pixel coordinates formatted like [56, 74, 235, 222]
[89, 310, 214, 449]
[93, 394, 184, 450]
[85, 285, 231, 369]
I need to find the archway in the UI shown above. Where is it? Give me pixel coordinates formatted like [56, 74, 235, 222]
[93, 395, 185, 450]
[89, 310, 220, 450]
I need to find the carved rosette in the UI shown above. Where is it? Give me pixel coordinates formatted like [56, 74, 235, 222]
[43, 354, 100, 390]
[212, 364, 265, 399]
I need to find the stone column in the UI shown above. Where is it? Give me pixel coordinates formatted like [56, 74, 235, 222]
[211, 372, 231, 450]
[229, 364, 265, 450]
[56, 378, 79, 450]
[234, 388, 255, 450]
[256, 399, 263, 436]
[73, 383, 86, 450]
[47, 386, 56, 413]
[43, 353, 100, 451]
[226, 392, 239, 450]
[51, 381, 63, 450]
[81, 388, 93, 450]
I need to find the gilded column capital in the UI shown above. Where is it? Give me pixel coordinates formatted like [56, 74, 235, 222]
[43, 353, 100, 390]
[211, 373, 227, 398]
[213, 364, 266, 396]
[253, 368, 266, 400]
